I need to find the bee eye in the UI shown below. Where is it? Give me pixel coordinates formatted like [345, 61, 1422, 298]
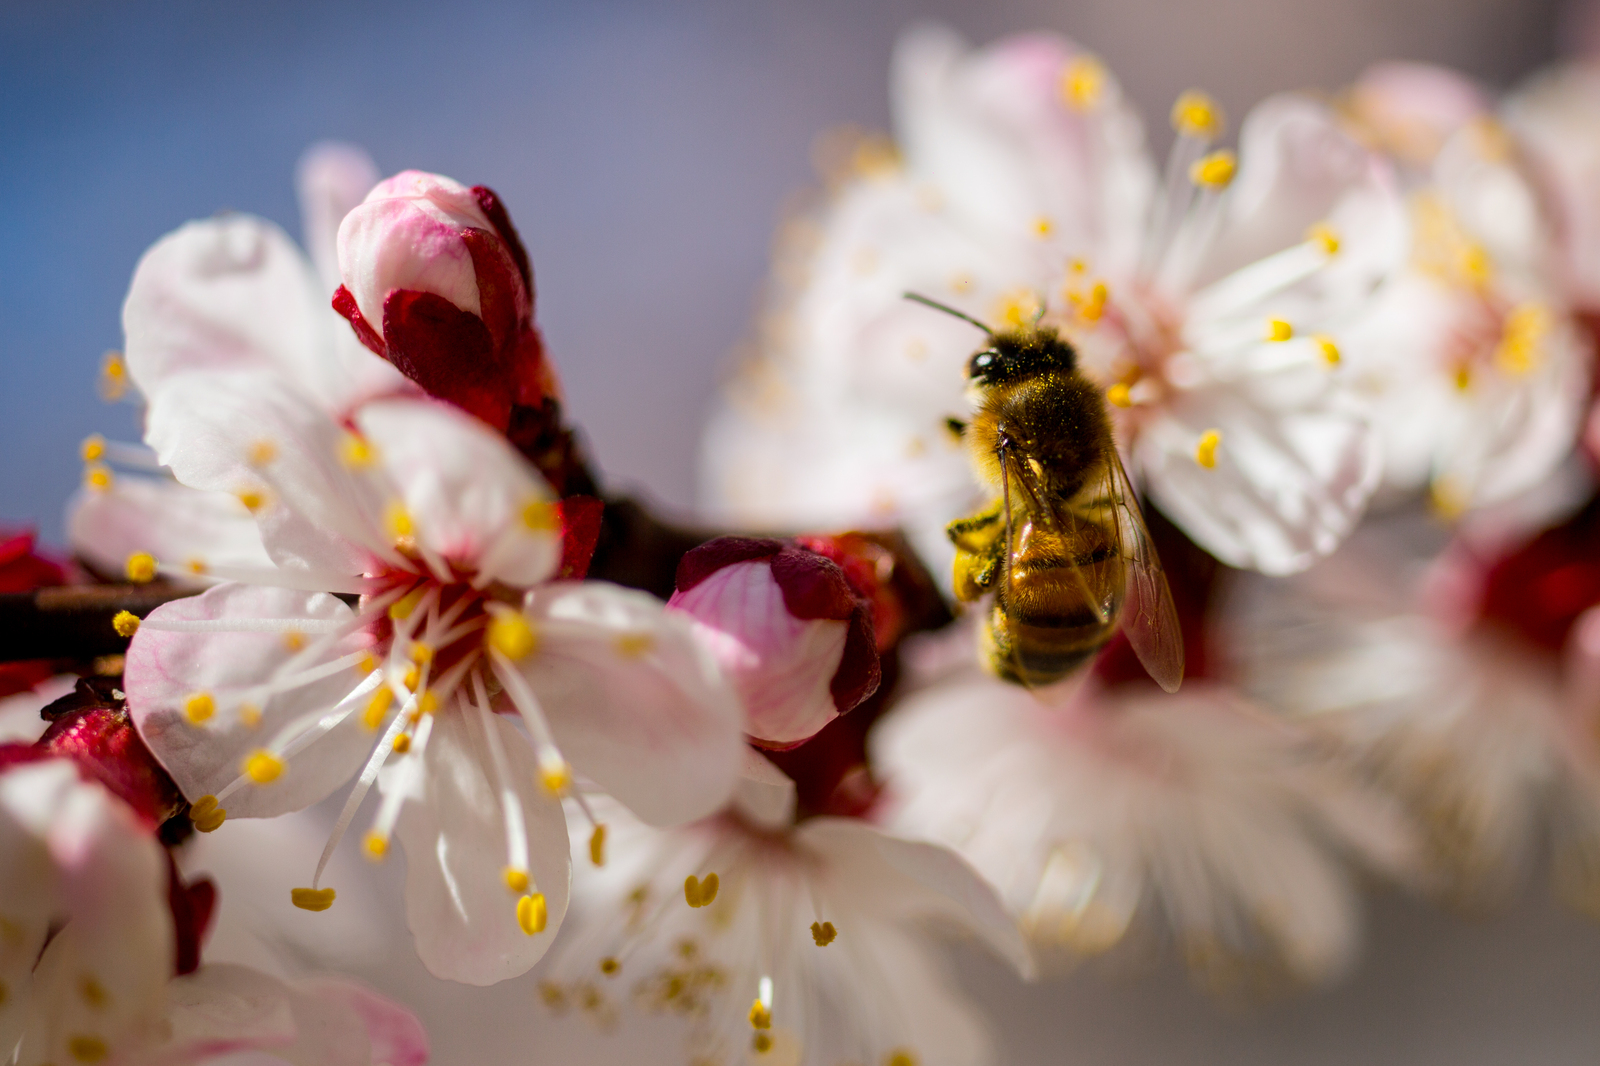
[969, 350, 1000, 379]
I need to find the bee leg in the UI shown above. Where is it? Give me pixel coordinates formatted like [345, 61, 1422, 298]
[948, 498, 1007, 603]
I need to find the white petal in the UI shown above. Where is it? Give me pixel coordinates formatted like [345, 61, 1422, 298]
[516, 582, 745, 827]
[68, 476, 272, 583]
[296, 142, 381, 297]
[384, 707, 570, 985]
[124, 583, 374, 818]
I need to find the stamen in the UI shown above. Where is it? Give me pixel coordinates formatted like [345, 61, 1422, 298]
[1264, 317, 1293, 342]
[470, 673, 535, 907]
[189, 795, 225, 833]
[183, 692, 215, 725]
[1306, 222, 1340, 256]
[83, 464, 114, 492]
[505, 868, 530, 894]
[391, 733, 411, 753]
[1106, 383, 1133, 408]
[68, 1035, 108, 1062]
[1194, 429, 1222, 469]
[487, 609, 539, 660]
[684, 872, 720, 908]
[589, 824, 608, 867]
[599, 957, 620, 976]
[238, 704, 262, 729]
[1171, 90, 1224, 139]
[517, 893, 548, 935]
[1059, 55, 1106, 111]
[112, 611, 140, 637]
[363, 831, 388, 860]
[247, 439, 278, 466]
[811, 921, 837, 946]
[522, 500, 558, 532]
[235, 489, 268, 514]
[1314, 335, 1341, 366]
[749, 1000, 772, 1030]
[243, 750, 285, 784]
[383, 501, 414, 542]
[1189, 150, 1236, 188]
[339, 432, 376, 469]
[389, 584, 428, 622]
[125, 553, 157, 584]
[80, 434, 106, 462]
[98, 351, 129, 401]
[290, 887, 336, 912]
[363, 688, 394, 729]
[885, 1050, 919, 1066]
[309, 688, 414, 889]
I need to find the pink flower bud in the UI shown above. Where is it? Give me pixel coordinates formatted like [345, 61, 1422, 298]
[333, 170, 551, 430]
[668, 537, 880, 749]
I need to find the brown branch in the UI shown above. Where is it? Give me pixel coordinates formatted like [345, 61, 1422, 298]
[0, 584, 193, 663]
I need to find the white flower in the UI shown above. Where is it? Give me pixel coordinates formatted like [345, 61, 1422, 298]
[76, 162, 746, 985]
[0, 757, 427, 1066]
[540, 752, 1031, 1066]
[704, 25, 1403, 576]
[872, 670, 1420, 990]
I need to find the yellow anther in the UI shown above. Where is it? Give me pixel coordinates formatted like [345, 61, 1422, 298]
[80, 434, 106, 462]
[79, 975, 108, 1008]
[356, 652, 380, 676]
[1431, 477, 1468, 519]
[517, 892, 548, 935]
[339, 432, 376, 468]
[417, 689, 439, 715]
[1060, 55, 1107, 111]
[1307, 222, 1341, 255]
[1453, 364, 1473, 392]
[1071, 280, 1109, 323]
[522, 499, 558, 532]
[487, 611, 539, 660]
[125, 552, 157, 583]
[388, 585, 426, 621]
[589, 823, 608, 867]
[189, 795, 226, 833]
[684, 872, 720, 908]
[84, 463, 113, 492]
[363, 831, 388, 860]
[540, 760, 573, 795]
[1195, 429, 1222, 469]
[392, 733, 411, 753]
[408, 642, 434, 664]
[402, 664, 421, 691]
[1495, 303, 1547, 375]
[612, 632, 654, 658]
[1171, 90, 1224, 138]
[993, 288, 1041, 328]
[384, 501, 414, 542]
[111, 611, 140, 638]
[1314, 335, 1341, 366]
[363, 687, 394, 730]
[290, 887, 337, 912]
[283, 629, 306, 652]
[185, 557, 207, 575]
[599, 957, 620, 976]
[749, 1000, 772, 1030]
[1189, 150, 1237, 187]
[99, 351, 129, 401]
[243, 749, 285, 785]
[1106, 383, 1133, 408]
[1032, 216, 1054, 238]
[811, 920, 837, 946]
[183, 692, 215, 725]
[885, 1050, 919, 1066]
[238, 703, 262, 729]
[1265, 317, 1293, 342]
[504, 867, 530, 894]
[235, 489, 266, 514]
[247, 439, 277, 466]
[753, 1033, 774, 1054]
[68, 1034, 108, 1063]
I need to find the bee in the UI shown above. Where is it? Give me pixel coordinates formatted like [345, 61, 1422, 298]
[907, 293, 1183, 691]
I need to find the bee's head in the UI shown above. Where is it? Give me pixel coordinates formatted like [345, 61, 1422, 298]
[967, 329, 1077, 386]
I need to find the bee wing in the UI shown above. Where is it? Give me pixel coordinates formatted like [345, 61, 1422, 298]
[1100, 441, 1184, 692]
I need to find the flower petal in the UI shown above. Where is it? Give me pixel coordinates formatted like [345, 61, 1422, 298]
[124, 583, 374, 818]
[383, 706, 570, 985]
[516, 582, 744, 827]
[67, 476, 272, 584]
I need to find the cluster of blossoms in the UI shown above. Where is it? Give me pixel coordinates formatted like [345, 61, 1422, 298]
[7, 19, 1600, 1066]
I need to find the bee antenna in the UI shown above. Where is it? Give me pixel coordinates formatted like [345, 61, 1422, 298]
[903, 292, 994, 335]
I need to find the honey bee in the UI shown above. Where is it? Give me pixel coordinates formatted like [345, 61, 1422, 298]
[907, 293, 1183, 691]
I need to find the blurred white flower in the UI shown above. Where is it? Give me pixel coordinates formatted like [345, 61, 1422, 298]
[540, 752, 1030, 1066]
[872, 671, 1420, 991]
[705, 25, 1404, 577]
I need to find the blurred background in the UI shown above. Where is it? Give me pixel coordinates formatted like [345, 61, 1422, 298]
[5, 0, 1599, 1062]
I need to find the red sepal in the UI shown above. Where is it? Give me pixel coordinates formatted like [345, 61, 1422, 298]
[1478, 492, 1600, 652]
[332, 285, 386, 358]
[37, 680, 185, 830]
[556, 496, 605, 580]
[470, 185, 533, 293]
[381, 288, 509, 430]
[166, 853, 216, 977]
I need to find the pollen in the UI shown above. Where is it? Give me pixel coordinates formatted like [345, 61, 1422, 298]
[392, 733, 411, 753]
[1189, 150, 1237, 188]
[1195, 429, 1222, 469]
[402, 664, 422, 691]
[389, 586, 426, 621]
[290, 886, 337, 912]
[487, 611, 539, 660]
[811, 920, 837, 946]
[540, 760, 573, 795]
[124, 552, 158, 584]
[243, 749, 285, 785]
[504, 867, 530, 894]
[600, 957, 620, 976]
[183, 692, 216, 724]
[517, 892, 548, 935]
[68, 1034, 108, 1063]
[98, 351, 128, 401]
[79, 975, 108, 1008]
[753, 1033, 773, 1054]
[384, 501, 415, 542]
[1032, 215, 1055, 238]
[1307, 222, 1341, 256]
[363, 831, 388, 860]
[684, 872, 720, 908]
[80, 434, 106, 462]
[1071, 280, 1108, 323]
[185, 557, 207, 575]
[339, 432, 376, 468]
[189, 794, 225, 833]
[283, 629, 306, 652]
[111, 611, 141, 638]
[1453, 364, 1473, 391]
[522, 499, 558, 532]
[247, 439, 277, 466]
[613, 632, 654, 658]
[590, 823, 608, 867]
[1060, 55, 1107, 111]
[363, 687, 394, 730]
[238, 703, 262, 729]
[749, 1000, 772, 1030]
[235, 489, 266, 514]
[1106, 383, 1133, 408]
[84, 464, 113, 492]
[1171, 90, 1224, 138]
[1265, 318, 1293, 342]
[885, 1050, 919, 1066]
